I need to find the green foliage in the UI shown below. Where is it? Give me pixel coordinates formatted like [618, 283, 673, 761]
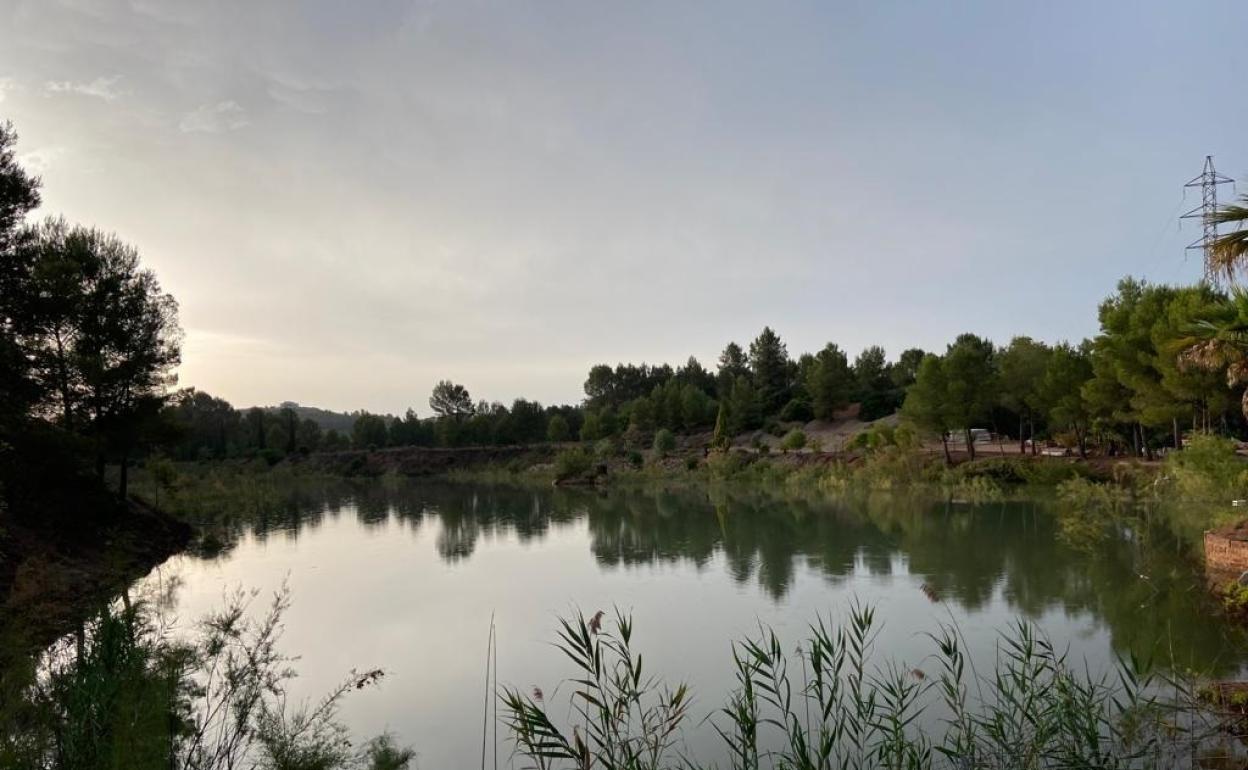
[546, 413, 570, 442]
[1, 589, 405, 770]
[1219, 580, 1248, 616]
[779, 429, 806, 452]
[902, 355, 952, 451]
[1160, 434, 1248, 500]
[712, 403, 731, 449]
[726, 376, 764, 435]
[351, 412, 389, 450]
[778, 397, 813, 423]
[748, 326, 792, 415]
[943, 333, 997, 457]
[554, 448, 595, 482]
[361, 734, 415, 770]
[503, 610, 691, 770]
[428, 380, 474, 419]
[707, 450, 749, 478]
[506, 607, 1190, 770]
[806, 343, 853, 420]
[652, 428, 676, 456]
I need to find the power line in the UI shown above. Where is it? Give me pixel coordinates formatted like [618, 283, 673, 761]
[1180, 155, 1234, 281]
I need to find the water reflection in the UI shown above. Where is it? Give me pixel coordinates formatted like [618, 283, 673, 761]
[198, 479, 1246, 675]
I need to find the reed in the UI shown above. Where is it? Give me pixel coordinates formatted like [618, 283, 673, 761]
[502, 605, 1240, 769]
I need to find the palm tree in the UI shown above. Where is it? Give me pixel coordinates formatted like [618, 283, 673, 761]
[1209, 193, 1248, 281]
[1181, 288, 1248, 420]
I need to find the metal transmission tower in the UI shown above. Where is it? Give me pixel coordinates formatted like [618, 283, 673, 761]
[1181, 155, 1234, 280]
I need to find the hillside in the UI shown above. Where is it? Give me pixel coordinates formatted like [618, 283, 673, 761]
[263, 402, 362, 434]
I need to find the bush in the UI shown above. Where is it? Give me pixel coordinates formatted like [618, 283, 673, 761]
[554, 448, 594, 481]
[707, 450, 749, 478]
[627, 450, 644, 468]
[779, 397, 813, 423]
[779, 429, 806, 452]
[1162, 434, 1248, 500]
[653, 429, 676, 456]
[6, 588, 408, 770]
[684, 456, 699, 471]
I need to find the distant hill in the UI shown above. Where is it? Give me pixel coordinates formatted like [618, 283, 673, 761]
[263, 402, 359, 434]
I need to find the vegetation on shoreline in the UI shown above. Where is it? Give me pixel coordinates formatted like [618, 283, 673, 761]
[505, 607, 1246, 770]
[7, 589, 1245, 770]
[0, 587, 412, 770]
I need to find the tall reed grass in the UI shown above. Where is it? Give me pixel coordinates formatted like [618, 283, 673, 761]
[502, 605, 1242, 769]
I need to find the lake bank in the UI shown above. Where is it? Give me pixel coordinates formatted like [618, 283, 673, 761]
[0, 496, 190, 678]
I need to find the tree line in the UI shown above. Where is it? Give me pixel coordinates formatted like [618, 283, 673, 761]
[160, 328, 923, 460]
[162, 279, 1248, 464]
[162, 385, 585, 461]
[902, 279, 1248, 461]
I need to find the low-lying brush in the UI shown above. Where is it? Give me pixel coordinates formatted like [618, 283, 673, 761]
[0, 587, 412, 770]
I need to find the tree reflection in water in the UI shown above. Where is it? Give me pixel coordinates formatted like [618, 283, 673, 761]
[193, 478, 1246, 676]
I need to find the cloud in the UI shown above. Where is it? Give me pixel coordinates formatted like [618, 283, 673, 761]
[179, 101, 249, 133]
[266, 73, 332, 115]
[45, 75, 125, 101]
[17, 146, 65, 175]
[0, 77, 15, 104]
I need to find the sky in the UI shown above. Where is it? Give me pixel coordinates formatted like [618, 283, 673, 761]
[1, 0, 1246, 414]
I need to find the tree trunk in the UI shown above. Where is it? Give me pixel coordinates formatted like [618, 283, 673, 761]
[965, 428, 976, 460]
[941, 433, 951, 465]
[1076, 427, 1087, 459]
[1173, 417, 1181, 451]
[1018, 413, 1026, 454]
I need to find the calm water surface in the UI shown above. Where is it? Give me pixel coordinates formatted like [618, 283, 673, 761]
[141, 481, 1247, 768]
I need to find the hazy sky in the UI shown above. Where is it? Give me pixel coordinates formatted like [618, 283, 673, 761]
[2, 1, 1246, 413]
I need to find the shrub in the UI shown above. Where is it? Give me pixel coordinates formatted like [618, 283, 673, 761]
[684, 456, 699, 471]
[1221, 579, 1248, 616]
[554, 448, 594, 481]
[780, 429, 806, 452]
[653, 429, 676, 456]
[1162, 434, 1248, 500]
[708, 450, 748, 478]
[8, 588, 407, 770]
[627, 450, 644, 469]
[779, 397, 813, 423]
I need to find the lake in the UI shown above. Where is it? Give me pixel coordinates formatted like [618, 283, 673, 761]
[138, 480, 1247, 768]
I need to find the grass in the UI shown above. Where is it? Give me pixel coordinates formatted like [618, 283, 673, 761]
[504, 606, 1243, 770]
